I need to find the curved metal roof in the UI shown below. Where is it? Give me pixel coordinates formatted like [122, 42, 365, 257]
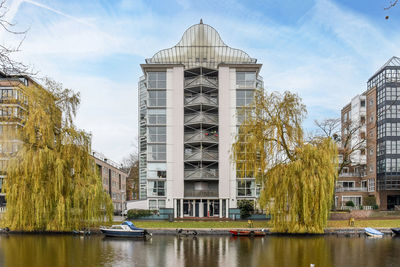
[145, 21, 257, 69]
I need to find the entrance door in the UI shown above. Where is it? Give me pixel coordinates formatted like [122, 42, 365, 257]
[388, 195, 400, 210]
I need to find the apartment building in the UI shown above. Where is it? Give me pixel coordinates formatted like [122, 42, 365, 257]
[0, 72, 30, 208]
[92, 151, 128, 214]
[136, 21, 263, 218]
[339, 56, 400, 210]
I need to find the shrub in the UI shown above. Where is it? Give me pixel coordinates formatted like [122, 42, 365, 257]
[364, 196, 377, 206]
[238, 200, 255, 219]
[372, 204, 379, 210]
[345, 201, 355, 207]
[126, 209, 154, 219]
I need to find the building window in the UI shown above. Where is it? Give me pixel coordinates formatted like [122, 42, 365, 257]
[237, 180, 255, 197]
[360, 100, 365, 107]
[369, 148, 373, 156]
[236, 72, 256, 88]
[368, 178, 375, 192]
[148, 109, 166, 124]
[148, 181, 165, 196]
[338, 181, 354, 188]
[147, 163, 167, 178]
[147, 72, 166, 89]
[369, 98, 373, 106]
[147, 144, 166, 161]
[236, 90, 254, 107]
[148, 91, 166, 107]
[369, 165, 373, 173]
[149, 200, 157, 210]
[342, 196, 362, 207]
[148, 126, 166, 142]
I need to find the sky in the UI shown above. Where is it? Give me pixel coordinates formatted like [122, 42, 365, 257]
[1, 0, 400, 163]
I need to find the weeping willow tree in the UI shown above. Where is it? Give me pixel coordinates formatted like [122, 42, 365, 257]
[233, 89, 337, 234]
[1, 79, 113, 231]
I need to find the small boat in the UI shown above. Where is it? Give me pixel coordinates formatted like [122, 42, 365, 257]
[73, 229, 91, 235]
[100, 221, 150, 238]
[229, 229, 266, 237]
[391, 228, 400, 235]
[365, 227, 384, 238]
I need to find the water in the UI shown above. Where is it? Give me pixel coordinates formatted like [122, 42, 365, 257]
[0, 234, 399, 267]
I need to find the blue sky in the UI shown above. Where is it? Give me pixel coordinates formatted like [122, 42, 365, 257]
[1, 0, 400, 162]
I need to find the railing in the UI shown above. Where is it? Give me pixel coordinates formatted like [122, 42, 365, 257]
[184, 190, 218, 197]
[184, 168, 218, 180]
[339, 172, 366, 177]
[184, 131, 218, 143]
[184, 94, 218, 106]
[184, 150, 218, 161]
[335, 187, 368, 192]
[184, 112, 218, 125]
[184, 76, 218, 88]
[340, 206, 373, 210]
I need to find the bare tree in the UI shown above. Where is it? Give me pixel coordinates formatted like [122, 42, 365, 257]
[314, 118, 366, 175]
[122, 152, 139, 201]
[0, 0, 30, 74]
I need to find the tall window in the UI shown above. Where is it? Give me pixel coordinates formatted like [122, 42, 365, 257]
[148, 181, 165, 196]
[148, 144, 166, 161]
[147, 72, 166, 89]
[236, 90, 254, 107]
[148, 109, 166, 124]
[148, 91, 166, 107]
[147, 163, 167, 178]
[237, 180, 255, 197]
[236, 72, 256, 88]
[148, 126, 166, 142]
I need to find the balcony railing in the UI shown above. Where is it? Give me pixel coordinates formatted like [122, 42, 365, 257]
[185, 94, 218, 106]
[184, 189, 218, 197]
[184, 168, 218, 180]
[184, 112, 218, 125]
[339, 172, 366, 178]
[184, 131, 218, 143]
[335, 187, 368, 192]
[184, 76, 218, 88]
[184, 150, 218, 161]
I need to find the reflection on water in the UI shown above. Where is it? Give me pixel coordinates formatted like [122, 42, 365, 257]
[0, 234, 399, 267]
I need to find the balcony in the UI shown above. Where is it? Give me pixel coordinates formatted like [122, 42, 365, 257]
[184, 149, 218, 162]
[184, 168, 218, 180]
[184, 75, 218, 88]
[184, 131, 218, 143]
[184, 112, 218, 125]
[184, 94, 218, 106]
[335, 187, 368, 192]
[184, 189, 218, 197]
[339, 172, 366, 178]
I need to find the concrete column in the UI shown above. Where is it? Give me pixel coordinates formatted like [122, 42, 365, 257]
[173, 199, 177, 218]
[219, 199, 223, 218]
[180, 198, 184, 218]
[207, 199, 210, 217]
[192, 200, 195, 217]
[199, 199, 203, 218]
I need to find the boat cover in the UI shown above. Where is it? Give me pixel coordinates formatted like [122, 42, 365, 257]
[365, 227, 383, 235]
[122, 221, 141, 230]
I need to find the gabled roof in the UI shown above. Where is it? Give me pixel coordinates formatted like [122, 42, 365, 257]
[145, 21, 257, 69]
[369, 56, 400, 81]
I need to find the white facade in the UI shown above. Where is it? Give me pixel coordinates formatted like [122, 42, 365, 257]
[349, 94, 367, 165]
[137, 22, 262, 218]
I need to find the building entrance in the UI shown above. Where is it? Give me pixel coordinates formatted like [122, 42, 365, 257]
[387, 195, 400, 210]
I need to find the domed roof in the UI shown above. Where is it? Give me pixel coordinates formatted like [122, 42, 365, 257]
[146, 21, 257, 69]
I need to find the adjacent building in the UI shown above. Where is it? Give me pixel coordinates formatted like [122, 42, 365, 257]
[92, 151, 128, 214]
[339, 56, 400, 210]
[136, 21, 262, 218]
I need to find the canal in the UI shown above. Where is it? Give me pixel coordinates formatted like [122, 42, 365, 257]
[0, 234, 399, 267]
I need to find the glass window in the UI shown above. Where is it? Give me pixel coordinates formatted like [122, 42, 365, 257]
[158, 200, 166, 208]
[149, 200, 157, 209]
[148, 126, 166, 142]
[236, 90, 254, 107]
[148, 91, 166, 107]
[148, 181, 165, 196]
[148, 163, 167, 178]
[236, 72, 256, 88]
[148, 109, 166, 124]
[148, 144, 166, 161]
[147, 72, 166, 89]
[237, 180, 255, 196]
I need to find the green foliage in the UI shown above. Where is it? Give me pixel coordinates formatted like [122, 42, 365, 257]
[232, 89, 337, 234]
[2, 79, 113, 231]
[364, 196, 377, 206]
[237, 200, 255, 219]
[345, 201, 355, 207]
[373, 204, 379, 210]
[126, 209, 155, 219]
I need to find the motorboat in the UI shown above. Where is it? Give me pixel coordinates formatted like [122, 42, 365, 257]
[391, 228, 400, 236]
[365, 227, 384, 238]
[229, 229, 266, 237]
[100, 221, 150, 238]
